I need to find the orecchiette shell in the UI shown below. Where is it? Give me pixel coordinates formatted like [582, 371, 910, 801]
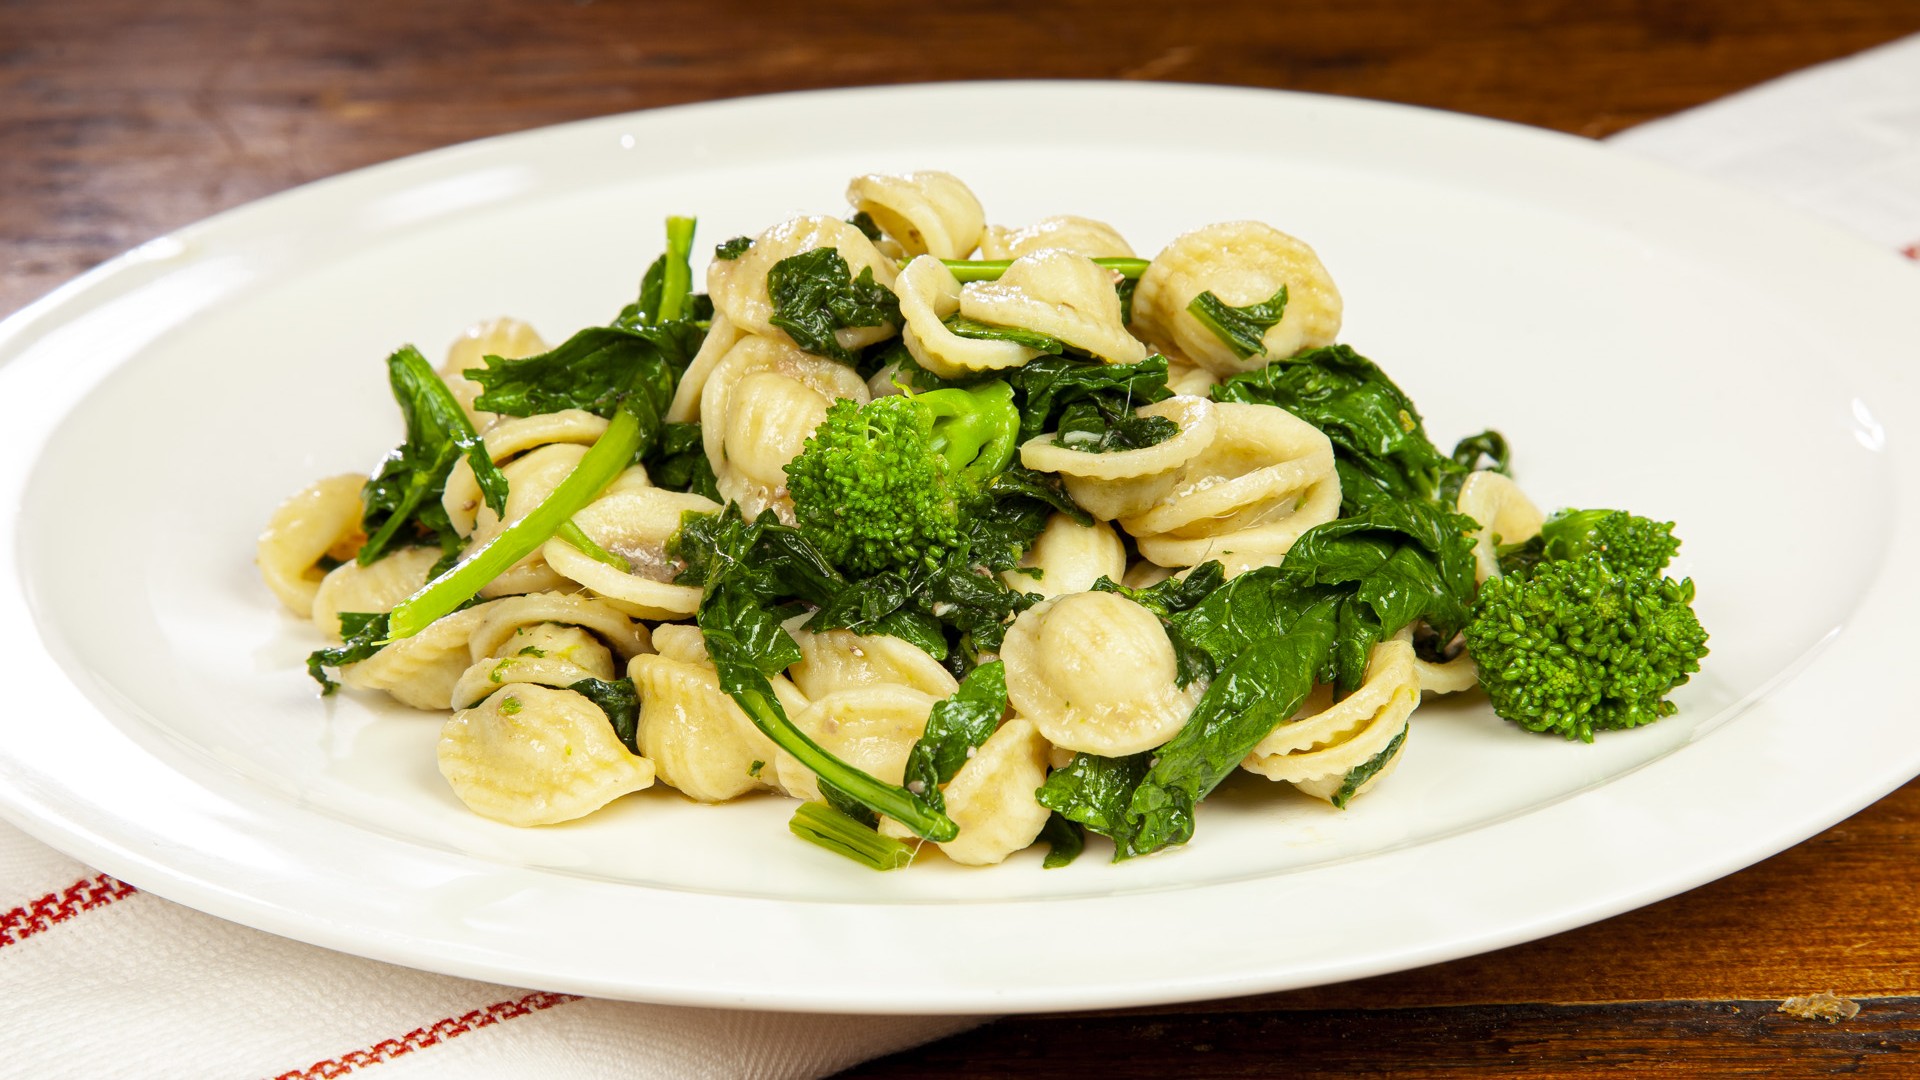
[541, 486, 719, 620]
[665, 312, 742, 424]
[442, 409, 610, 536]
[979, 215, 1136, 261]
[649, 623, 709, 665]
[774, 685, 940, 804]
[1455, 470, 1545, 584]
[1414, 650, 1479, 695]
[257, 473, 366, 616]
[438, 684, 654, 826]
[1001, 592, 1201, 756]
[464, 591, 652, 666]
[1133, 221, 1343, 375]
[706, 215, 900, 354]
[441, 316, 549, 431]
[897, 255, 1042, 379]
[1120, 401, 1338, 539]
[1242, 637, 1419, 801]
[628, 652, 793, 802]
[1022, 395, 1219, 493]
[311, 546, 442, 641]
[1001, 514, 1127, 599]
[701, 334, 869, 521]
[846, 171, 986, 260]
[959, 249, 1147, 364]
[927, 716, 1053, 866]
[1133, 490, 1342, 579]
[784, 615, 959, 701]
[1164, 354, 1220, 398]
[451, 630, 610, 711]
[338, 602, 499, 711]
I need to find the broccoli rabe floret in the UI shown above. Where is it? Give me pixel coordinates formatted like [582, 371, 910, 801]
[1465, 509, 1708, 742]
[784, 381, 1020, 575]
[1498, 508, 1681, 579]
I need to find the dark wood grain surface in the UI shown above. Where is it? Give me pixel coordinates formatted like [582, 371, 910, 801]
[6, 2, 1919, 1075]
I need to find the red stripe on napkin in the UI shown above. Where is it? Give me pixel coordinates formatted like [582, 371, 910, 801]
[0, 873, 139, 948]
[269, 991, 581, 1080]
[1902, 242, 1918, 260]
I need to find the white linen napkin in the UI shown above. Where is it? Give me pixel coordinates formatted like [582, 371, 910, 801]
[5, 33, 1917, 1079]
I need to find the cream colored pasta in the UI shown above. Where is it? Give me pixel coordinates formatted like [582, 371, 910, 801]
[1413, 649, 1478, 695]
[1021, 396, 1220, 523]
[979, 215, 1135, 261]
[1455, 470, 1546, 584]
[442, 409, 609, 536]
[649, 623, 709, 665]
[1165, 355, 1219, 398]
[440, 316, 548, 430]
[774, 685, 940, 804]
[464, 442, 590, 597]
[464, 591, 652, 667]
[925, 716, 1052, 866]
[438, 683, 655, 826]
[542, 486, 720, 620]
[896, 255, 1042, 379]
[628, 652, 794, 802]
[665, 312, 742, 424]
[846, 171, 986, 260]
[257, 473, 367, 616]
[1001, 513, 1127, 599]
[700, 334, 870, 521]
[1242, 638, 1419, 804]
[783, 615, 959, 701]
[959, 249, 1147, 364]
[451, 624, 613, 710]
[1120, 401, 1338, 540]
[337, 602, 499, 711]
[1122, 561, 1177, 589]
[1001, 591, 1202, 756]
[310, 545, 441, 641]
[1133, 221, 1343, 375]
[1133, 494, 1341, 578]
[707, 215, 900, 353]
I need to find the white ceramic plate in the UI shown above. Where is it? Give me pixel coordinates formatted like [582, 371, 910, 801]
[3, 83, 1917, 1014]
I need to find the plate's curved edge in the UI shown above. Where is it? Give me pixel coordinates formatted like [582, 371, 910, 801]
[3, 81, 1920, 1014]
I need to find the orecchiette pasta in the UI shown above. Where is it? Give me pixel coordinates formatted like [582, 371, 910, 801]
[310, 545, 441, 641]
[442, 409, 610, 536]
[959, 249, 1148, 364]
[440, 316, 548, 430]
[1021, 396, 1220, 518]
[257, 473, 367, 616]
[451, 622, 616, 711]
[896, 255, 1042, 379]
[979, 215, 1135, 261]
[542, 486, 719, 620]
[1133, 221, 1343, 375]
[1119, 401, 1339, 540]
[922, 716, 1052, 866]
[1455, 469, 1546, 584]
[774, 685, 940, 804]
[846, 171, 986, 260]
[1001, 591, 1202, 756]
[338, 601, 501, 710]
[628, 652, 793, 802]
[707, 215, 900, 353]
[783, 615, 960, 701]
[464, 592, 652, 667]
[1242, 637, 1419, 804]
[699, 334, 870, 521]
[465, 442, 594, 598]
[1001, 513, 1127, 599]
[438, 683, 655, 826]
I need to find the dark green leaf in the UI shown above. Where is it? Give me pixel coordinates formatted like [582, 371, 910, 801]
[359, 346, 509, 565]
[1039, 813, 1085, 868]
[570, 677, 641, 753]
[1035, 751, 1152, 857]
[1008, 355, 1173, 443]
[847, 211, 884, 242]
[468, 326, 679, 429]
[766, 247, 900, 364]
[643, 422, 722, 501]
[902, 661, 1008, 811]
[714, 236, 753, 260]
[306, 611, 391, 694]
[1331, 723, 1407, 809]
[1187, 285, 1288, 360]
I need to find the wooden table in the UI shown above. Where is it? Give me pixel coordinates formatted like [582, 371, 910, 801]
[6, 2, 1918, 1075]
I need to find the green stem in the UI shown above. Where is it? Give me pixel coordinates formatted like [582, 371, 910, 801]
[789, 801, 916, 870]
[940, 257, 1150, 282]
[722, 668, 958, 842]
[657, 216, 696, 323]
[386, 411, 643, 639]
[555, 520, 628, 572]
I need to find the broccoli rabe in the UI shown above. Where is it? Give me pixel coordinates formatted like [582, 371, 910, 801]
[783, 381, 1021, 576]
[1464, 509, 1708, 742]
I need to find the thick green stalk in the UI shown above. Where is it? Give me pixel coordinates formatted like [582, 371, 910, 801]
[385, 412, 643, 639]
[789, 801, 917, 870]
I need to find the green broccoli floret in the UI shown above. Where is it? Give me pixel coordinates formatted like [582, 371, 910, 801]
[1498, 508, 1681, 579]
[784, 381, 1020, 576]
[1465, 510, 1708, 742]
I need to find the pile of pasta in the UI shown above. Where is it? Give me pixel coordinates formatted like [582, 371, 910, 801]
[258, 171, 1535, 866]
